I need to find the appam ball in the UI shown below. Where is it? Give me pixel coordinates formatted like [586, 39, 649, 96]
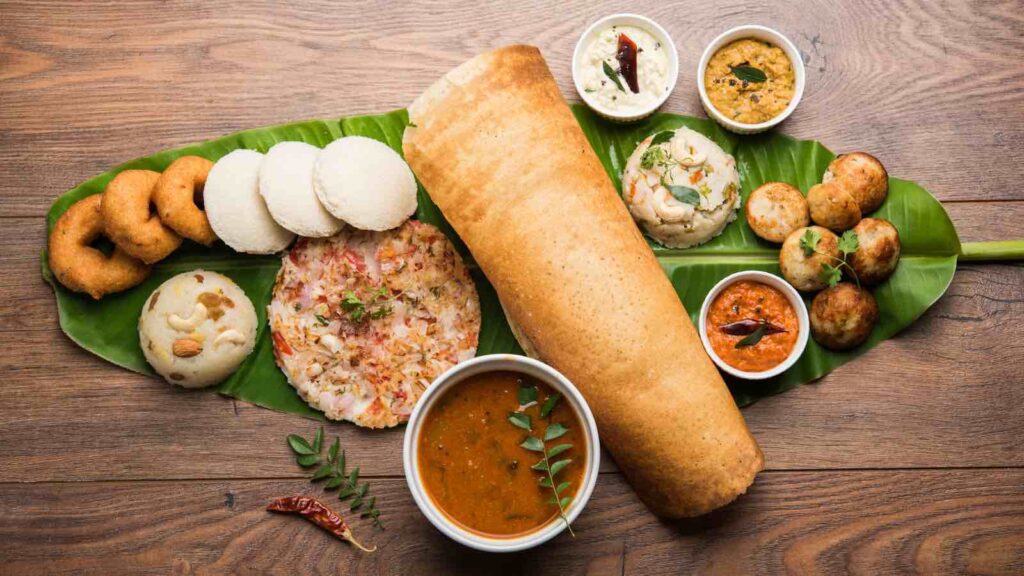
[849, 218, 901, 285]
[808, 181, 861, 233]
[823, 152, 888, 213]
[745, 182, 810, 243]
[779, 225, 840, 292]
[810, 282, 878, 350]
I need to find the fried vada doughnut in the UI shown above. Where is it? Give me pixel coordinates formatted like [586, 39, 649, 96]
[48, 194, 150, 299]
[102, 169, 182, 263]
[153, 156, 218, 245]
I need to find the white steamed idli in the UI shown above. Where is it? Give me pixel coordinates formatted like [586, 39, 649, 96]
[259, 141, 343, 237]
[313, 136, 417, 231]
[205, 149, 295, 254]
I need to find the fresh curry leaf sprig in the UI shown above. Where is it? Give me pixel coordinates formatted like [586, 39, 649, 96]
[800, 228, 862, 288]
[508, 386, 576, 537]
[287, 427, 384, 530]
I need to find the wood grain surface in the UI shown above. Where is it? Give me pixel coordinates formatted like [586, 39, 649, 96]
[1, 0, 1023, 574]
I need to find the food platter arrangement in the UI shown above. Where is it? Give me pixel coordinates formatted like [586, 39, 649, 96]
[42, 14, 1023, 552]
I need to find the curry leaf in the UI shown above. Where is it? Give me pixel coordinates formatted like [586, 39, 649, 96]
[730, 64, 767, 83]
[518, 385, 538, 406]
[312, 427, 323, 454]
[508, 412, 532, 431]
[667, 185, 701, 206]
[602, 61, 625, 92]
[540, 393, 561, 418]
[544, 423, 569, 441]
[287, 435, 315, 455]
[736, 324, 767, 348]
[546, 443, 572, 458]
[549, 458, 572, 476]
[520, 436, 544, 452]
[296, 454, 320, 467]
[650, 130, 675, 146]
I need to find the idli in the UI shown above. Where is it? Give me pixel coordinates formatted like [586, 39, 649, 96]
[205, 149, 295, 254]
[313, 136, 418, 231]
[259, 141, 343, 237]
[139, 270, 258, 388]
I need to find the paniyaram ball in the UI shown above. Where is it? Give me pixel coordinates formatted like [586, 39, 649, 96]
[259, 141, 343, 238]
[810, 282, 878, 350]
[205, 149, 295, 254]
[779, 225, 839, 292]
[138, 270, 257, 388]
[807, 181, 861, 233]
[48, 194, 151, 299]
[313, 136, 418, 231]
[823, 152, 889, 214]
[849, 217, 901, 285]
[101, 169, 182, 263]
[153, 155, 218, 246]
[745, 182, 810, 244]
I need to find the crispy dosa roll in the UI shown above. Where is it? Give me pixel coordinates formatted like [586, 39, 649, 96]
[402, 45, 763, 517]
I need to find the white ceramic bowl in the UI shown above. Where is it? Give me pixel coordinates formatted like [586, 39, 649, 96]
[697, 25, 805, 134]
[403, 354, 601, 552]
[698, 271, 809, 380]
[572, 13, 679, 123]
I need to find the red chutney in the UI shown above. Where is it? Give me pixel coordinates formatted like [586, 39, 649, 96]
[707, 280, 799, 372]
[417, 371, 585, 537]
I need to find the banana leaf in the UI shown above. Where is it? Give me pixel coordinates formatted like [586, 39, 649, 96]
[43, 106, 1015, 418]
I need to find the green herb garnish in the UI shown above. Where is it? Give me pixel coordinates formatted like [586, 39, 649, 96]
[510, 384, 575, 537]
[640, 145, 669, 170]
[801, 229, 862, 288]
[287, 427, 384, 530]
[730, 63, 767, 83]
[602, 61, 625, 92]
[314, 313, 330, 327]
[340, 289, 393, 323]
[735, 324, 767, 348]
[800, 228, 822, 257]
[667, 185, 702, 206]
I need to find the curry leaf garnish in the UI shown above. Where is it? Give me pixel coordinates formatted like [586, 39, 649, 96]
[509, 390, 576, 537]
[518, 384, 539, 407]
[286, 428, 384, 530]
[667, 185, 702, 206]
[540, 393, 561, 418]
[314, 313, 330, 327]
[602, 61, 625, 92]
[735, 324, 767, 348]
[650, 130, 675, 146]
[730, 63, 767, 83]
[509, 412, 532, 431]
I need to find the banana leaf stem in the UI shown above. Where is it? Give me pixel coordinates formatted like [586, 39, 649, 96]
[959, 240, 1024, 262]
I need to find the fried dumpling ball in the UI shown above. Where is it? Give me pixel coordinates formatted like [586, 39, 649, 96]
[153, 155, 218, 245]
[102, 170, 182, 263]
[48, 194, 150, 299]
[810, 282, 879, 350]
[807, 181, 861, 233]
[849, 218, 901, 285]
[745, 182, 810, 243]
[779, 225, 839, 292]
[823, 152, 888, 214]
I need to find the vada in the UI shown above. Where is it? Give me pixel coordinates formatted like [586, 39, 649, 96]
[48, 194, 151, 299]
[745, 182, 810, 243]
[849, 218, 901, 285]
[823, 152, 888, 214]
[102, 169, 182, 263]
[807, 181, 861, 233]
[153, 156, 218, 245]
[810, 282, 878, 350]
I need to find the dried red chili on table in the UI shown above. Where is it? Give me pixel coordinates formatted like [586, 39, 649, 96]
[267, 496, 376, 552]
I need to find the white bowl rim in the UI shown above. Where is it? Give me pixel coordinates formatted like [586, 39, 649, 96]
[696, 24, 806, 131]
[571, 13, 680, 121]
[698, 270, 810, 380]
[403, 354, 601, 552]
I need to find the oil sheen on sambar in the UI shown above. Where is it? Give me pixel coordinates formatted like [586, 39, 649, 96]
[417, 370, 586, 537]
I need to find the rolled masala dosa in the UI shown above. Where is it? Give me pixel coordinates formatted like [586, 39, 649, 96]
[402, 45, 763, 517]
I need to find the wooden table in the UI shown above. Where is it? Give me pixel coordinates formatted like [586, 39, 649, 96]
[2, 1, 1022, 573]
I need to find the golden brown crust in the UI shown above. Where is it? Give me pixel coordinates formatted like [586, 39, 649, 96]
[779, 226, 839, 292]
[102, 170, 182, 263]
[745, 182, 809, 243]
[810, 283, 878, 350]
[48, 194, 151, 299]
[849, 217, 901, 285]
[403, 45, 763, 517]
[824, 152, 888, 214]
[153, 156, 218, 245]
[808, 181, 861, 232]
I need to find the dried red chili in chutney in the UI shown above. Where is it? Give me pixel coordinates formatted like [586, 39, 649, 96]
[707, 280, 799, 372]
[616, 33, 640, 93]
